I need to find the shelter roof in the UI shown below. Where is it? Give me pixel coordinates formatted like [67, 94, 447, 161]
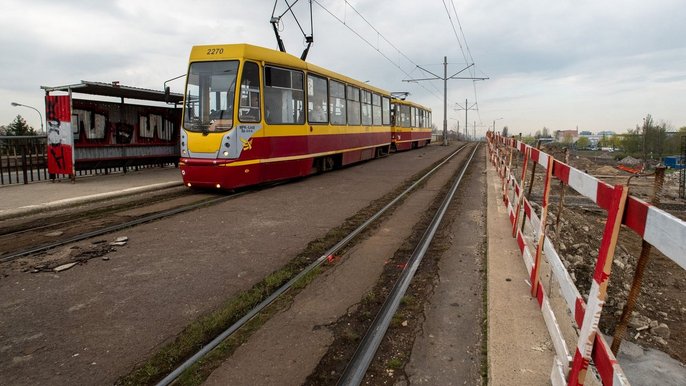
[41, 80, 183, 104]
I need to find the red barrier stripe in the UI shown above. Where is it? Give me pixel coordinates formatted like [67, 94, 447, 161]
[623, 196, 650, 237]
[509, 211, 515, 225]
[592, 334, 617, 386]
[553, 160, 571, 184]
[568, 349, 589, 386]
[595, 181, 614, 211]
[593, 185, 624, 283]
[517, 231, 526, 253]
[536, 282, 544, 307]
[575, 297, 586, 328]
[530, 148, 540, 163]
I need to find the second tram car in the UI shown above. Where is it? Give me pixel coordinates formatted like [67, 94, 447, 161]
[178, 43, 431, 190]
[391, 99, 432, 151]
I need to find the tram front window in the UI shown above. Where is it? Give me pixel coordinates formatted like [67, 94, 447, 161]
[184, 60, 239, 132]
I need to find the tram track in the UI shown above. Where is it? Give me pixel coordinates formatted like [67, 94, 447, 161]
[142, 143, 480, 386]
[0, 189, 251, 264]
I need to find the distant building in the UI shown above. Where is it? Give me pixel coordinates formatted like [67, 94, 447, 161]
[579, 130, 593, 136]
[555, 129, 579, 143]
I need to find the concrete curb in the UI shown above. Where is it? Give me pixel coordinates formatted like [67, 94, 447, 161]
[0, 181, 183, 221]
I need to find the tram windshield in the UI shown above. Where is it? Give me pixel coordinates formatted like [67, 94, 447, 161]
[184, 60, 239, 133]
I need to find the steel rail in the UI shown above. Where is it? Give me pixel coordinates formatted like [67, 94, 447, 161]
[0, 194, 244, 263]
[337, 144, 479, 386]
[155, 144, 470, 386]
[0, 188, 190, 238]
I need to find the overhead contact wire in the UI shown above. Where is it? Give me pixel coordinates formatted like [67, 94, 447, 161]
[313, 0, 442, 101]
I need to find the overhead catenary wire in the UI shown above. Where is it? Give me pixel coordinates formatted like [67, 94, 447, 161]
[441, 0, 470, 67]
[341, 0, 443, 97]
[449, 0, 475, 70]
[442, 0, 487, 128]
[450, 0, 484, 125]
[313, 0, 442, 101]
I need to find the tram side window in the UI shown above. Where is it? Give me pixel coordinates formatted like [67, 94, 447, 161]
[372, 93, 382, 125]
[411, 107, 417, 128]
[361, 90, 372, 125]
[239, 62, 261, 123]
[264, 66, 304, 125]
[329, 80, 346, 125]
[346, 85, 361, 126]
[418, 109, 424, 128]
[307, 74, 328, 124]
[400, 105, 410, 127]
[382, 97, 390, 125]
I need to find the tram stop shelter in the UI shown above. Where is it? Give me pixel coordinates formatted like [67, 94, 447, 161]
[40, 80, 184, 179]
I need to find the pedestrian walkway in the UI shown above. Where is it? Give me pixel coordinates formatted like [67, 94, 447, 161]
[0, 166, 182, 220]
[485, 152, 555, 385]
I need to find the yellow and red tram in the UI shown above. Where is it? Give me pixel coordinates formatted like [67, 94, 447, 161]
[390, 99, 432, 151]
[179, 43, 430, 190]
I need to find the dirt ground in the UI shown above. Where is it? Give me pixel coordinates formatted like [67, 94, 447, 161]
[0, 144, 459, 386]
[510, 144, 686, 365]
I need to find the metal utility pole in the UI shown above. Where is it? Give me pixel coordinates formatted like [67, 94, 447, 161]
[454, 99, 478, 141]
[403, 58, 488, 145]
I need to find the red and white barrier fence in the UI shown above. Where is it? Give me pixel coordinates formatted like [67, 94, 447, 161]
[486, 132, 686, 386]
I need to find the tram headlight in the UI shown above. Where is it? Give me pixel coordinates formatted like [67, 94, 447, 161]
[223, 151, 229, 156]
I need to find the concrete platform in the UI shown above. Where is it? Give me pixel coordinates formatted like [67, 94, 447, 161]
[0, 167, 182, 220]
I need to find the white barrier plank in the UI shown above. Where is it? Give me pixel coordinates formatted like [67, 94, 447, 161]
[644, 206, 686, 270]
[544, 238, 582, 320]
[550, 357, 568, 386]
[541, 292, 571, 363]
[568, 167, 599, 203]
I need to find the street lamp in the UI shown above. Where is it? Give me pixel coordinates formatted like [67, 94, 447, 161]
[10, 102, 44, 134]
[492, 117, 503, 133]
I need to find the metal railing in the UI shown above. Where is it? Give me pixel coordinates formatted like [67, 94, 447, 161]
[0, 135, 49, 185]
[0, 136, 178, 186]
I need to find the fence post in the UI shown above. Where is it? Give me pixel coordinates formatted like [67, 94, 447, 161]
[21, 144, 28, 184]
[568, 184, 628, 386]
[521, 140, 542, 232]
[530, 154, 554, 298]
[610, 166, 666, 354]
[512, 145, 530, 237]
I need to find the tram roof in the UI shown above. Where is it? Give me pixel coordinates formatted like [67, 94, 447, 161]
[189, 43, 391, 96]
[391, 98, 432, 112]
[41, 80, 184, 104]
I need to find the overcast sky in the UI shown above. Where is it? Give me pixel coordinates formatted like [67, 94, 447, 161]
[1, 0, 685, 137]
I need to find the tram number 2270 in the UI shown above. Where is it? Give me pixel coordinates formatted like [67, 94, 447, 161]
[206, 48, 224, 55]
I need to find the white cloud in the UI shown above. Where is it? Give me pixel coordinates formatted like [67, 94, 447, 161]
[1, 0, 685, 135]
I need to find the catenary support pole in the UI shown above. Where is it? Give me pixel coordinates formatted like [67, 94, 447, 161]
[403, 58, 487, 146]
